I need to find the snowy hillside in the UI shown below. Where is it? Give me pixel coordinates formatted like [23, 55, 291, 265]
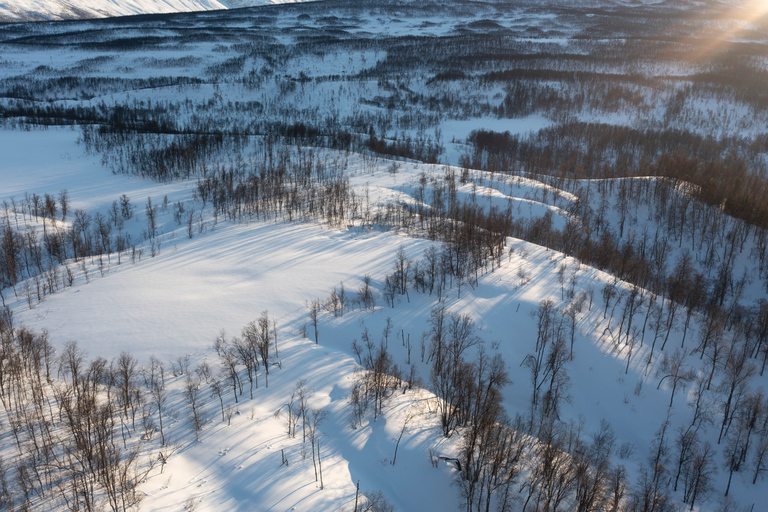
[0, 0, 315, 22]
[0, 0, 220, 22]
[2, 124, 767, 511]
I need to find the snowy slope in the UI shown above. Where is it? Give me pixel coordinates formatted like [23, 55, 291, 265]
[0, 0, 316, 22]
[0, 0, 223, 21]
[2, 126, 766, 512]
[0, 127, 466, 512]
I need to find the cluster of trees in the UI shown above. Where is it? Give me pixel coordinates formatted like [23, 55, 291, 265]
[366, 129, 441, 164]
[523, 300, 572, 429]
[405, 289, 615, 512]
[514, 247, 768, 507]
[349, 327, 403, 428]
[193, 143, 359, 228]
[0, 307, 318, 510]
[514, 418, 628, 512]
[91, 132, 227, 182]
[343, 264, 632, 512]
[567, 270, 768, 508]
[215, 310, 279, 400]
[407, 180, 510, 285]
[207, 312, 331, 490]
[0, 308, 154, 511]
[0, 190, 168, 308]
[343, 287, 524, 511]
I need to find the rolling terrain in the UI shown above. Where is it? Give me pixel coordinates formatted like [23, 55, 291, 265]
[1, 0, 768, 511]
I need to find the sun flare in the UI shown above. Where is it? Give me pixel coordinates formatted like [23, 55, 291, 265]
[682, 0, 768, 64]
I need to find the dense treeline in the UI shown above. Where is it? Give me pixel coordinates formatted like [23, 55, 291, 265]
[194, 144, 357, 228]
[469, 124, 756, 178]
[0, 76, 204, 102]
[83, 125, 357, 180]
[366, 130, 441, 164]
[468, 124, 768, 229]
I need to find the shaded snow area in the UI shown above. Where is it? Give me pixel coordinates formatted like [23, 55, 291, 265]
[1, 126, 767, 512]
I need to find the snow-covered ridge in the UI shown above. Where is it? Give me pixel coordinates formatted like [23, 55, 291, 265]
[0, 0, 311, 23]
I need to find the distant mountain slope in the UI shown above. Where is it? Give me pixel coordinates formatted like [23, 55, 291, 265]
[0, 0, 309, 22]
[218, 0, 303, 7]
[0, 0, 222, 22]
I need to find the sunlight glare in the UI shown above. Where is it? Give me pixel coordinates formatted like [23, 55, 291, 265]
[684, 0, 768, 64]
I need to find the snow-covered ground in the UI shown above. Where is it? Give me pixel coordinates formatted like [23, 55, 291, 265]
[1, 1, 767, 509]
[0, 127, 462, 511]
[2, 126, 767, 511]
